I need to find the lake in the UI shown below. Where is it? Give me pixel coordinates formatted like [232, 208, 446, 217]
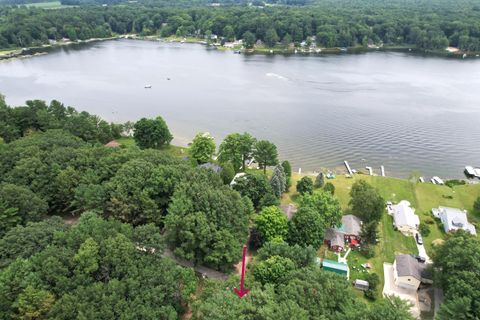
[1, 39, 479, 179]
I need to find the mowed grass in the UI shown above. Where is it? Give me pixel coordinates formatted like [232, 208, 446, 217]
[25, 1, 71, 8]
[0, 48, 20, 57]
[285, 173, 480, 300]
[116, 137, 188, 157]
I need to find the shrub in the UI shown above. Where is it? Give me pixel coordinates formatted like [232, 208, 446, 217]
[360, 244, 375, 258]
[315, 172, 325, 188]
[419, 223, 430, 237]
[364, 273, 380, 300]
[324, 182, 335, 195]
[424, 217, 435, 225]
[445, 179, 466, 188]
[220, 162, 235, 185]
[296, 176, 313, 195]
[474, 196, 480, 212]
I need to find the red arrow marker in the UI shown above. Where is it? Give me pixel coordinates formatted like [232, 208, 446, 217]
[234, 244, 249, 298]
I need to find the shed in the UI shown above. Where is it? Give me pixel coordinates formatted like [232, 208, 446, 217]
[321, 259, 349, 278]
[353, 279, 370, 291]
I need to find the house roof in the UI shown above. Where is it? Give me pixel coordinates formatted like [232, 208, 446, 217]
[392, 200, 420, 228]
[338, 214, 362, 236]
[322, 259, 349, 272]
[105, 140, 120, 148]
[438, 206, 476, 235]
[331, 233, 344, 247]
[395, 254, 432, 281]
[279, 204, 297, 220]
[395, 254, 422, 280]
[199, 162, 222, 173]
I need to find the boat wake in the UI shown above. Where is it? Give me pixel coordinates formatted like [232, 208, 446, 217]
[266, 72, 289, 81]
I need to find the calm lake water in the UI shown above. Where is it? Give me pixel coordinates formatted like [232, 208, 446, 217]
[1, 39, 480, 178]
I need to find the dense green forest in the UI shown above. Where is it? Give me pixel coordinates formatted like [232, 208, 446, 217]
[1, 96, 480, 318]
[1, 0, 480, 51]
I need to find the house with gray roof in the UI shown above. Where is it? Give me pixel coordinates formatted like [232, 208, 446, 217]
[393, 254, 432, 291]
[432, 206, 476, 235]
[324, 215, 362, 252]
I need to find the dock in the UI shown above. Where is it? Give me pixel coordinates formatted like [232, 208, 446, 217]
[344, 161, 353, 175]
[366, 166, 373, 176]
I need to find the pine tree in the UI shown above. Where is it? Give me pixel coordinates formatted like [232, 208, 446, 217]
[270, 174, 283, 198]
[270, 164, 286, 197]
[315, 172, 325, 188]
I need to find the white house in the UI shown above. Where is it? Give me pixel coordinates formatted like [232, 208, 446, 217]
[393, 254, 432, 291]
[391, 200, 420, 235]
[432, 206, 476, 235]
[229, 172, 246, 186]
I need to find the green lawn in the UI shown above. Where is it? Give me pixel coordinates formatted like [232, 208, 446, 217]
[25, 1, 69, 8]
[116, 137, 188, 158]
[289, 173, 480, 303]
[0, 48, 20, 57]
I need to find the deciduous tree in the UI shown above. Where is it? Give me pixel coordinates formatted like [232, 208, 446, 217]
[255, 206, 288, 243]
[253, 140, 278, 174]
[133, 116, 173, 149]
[296, 176, 313, 195]
[189, 133, 216, 164]
[165, 179, 250, 271]
[349, 180, 384, 223]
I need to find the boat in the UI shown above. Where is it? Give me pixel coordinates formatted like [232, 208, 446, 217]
[465, 166, 480, 178]
[144, 84, 152, 88]
[233, 50, 241, 54]
[432, 176, 444, 185]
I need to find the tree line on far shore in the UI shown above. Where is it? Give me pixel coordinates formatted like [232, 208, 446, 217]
[1, 0, 480, 52]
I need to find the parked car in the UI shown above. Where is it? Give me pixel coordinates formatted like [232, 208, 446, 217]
[410, 254, 426, 263]
[415, 233, 423, 245]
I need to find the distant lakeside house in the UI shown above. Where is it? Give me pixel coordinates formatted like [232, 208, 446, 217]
[432, 206, 476, 235]
[324, 214, 362, 252]
[389, 200, 420, 235]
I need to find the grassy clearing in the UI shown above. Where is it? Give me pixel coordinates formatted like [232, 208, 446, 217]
[25, 1, 69, 8]
[116, 137, 188, 158]
[0, 48, 21, 57]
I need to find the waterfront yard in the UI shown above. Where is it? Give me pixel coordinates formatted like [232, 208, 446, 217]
[286, 173, 480, 257]
[289, 173, 480, 301]
[117, 137, 187, 157]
